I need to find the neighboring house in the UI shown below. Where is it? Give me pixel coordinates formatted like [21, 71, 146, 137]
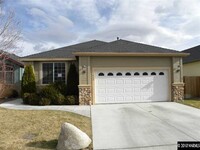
[182, 45, 200, 76]
[21, 39, 188, 105]
[182, 46, 200, 98]
[0, 52, 24, 98]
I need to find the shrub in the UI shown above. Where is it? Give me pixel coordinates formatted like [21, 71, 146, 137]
[28, 93, 39, 105]
[66, 63, 79, 96]
[65, 95, 77, 105]
[21, 65, 36, 95]
[51, 93, 65, 105]
[22, 93, 39, 105]
[23, 93, 30, 104]
[52, 81, 67, 96]
[39, 85, 65, 105]
[39, 98, 51, 106]
[39, 85, 57, 99]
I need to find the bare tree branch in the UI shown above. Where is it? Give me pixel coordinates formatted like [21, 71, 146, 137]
[0, 0, 22, 84]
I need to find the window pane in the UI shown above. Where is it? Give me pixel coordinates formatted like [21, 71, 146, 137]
[54, 63, 65, 82]
[42, 63, 53, 84]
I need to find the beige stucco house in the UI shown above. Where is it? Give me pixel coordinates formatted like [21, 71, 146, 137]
[21, 39, 188, 105]
[183, 45, 200, 76]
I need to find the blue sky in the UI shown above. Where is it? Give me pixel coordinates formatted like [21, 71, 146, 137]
[3, 0, 200, 56]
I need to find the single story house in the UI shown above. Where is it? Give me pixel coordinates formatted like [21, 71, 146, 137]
[182, 45, 200, 76]
[21, 39, 188, 105]
[0, 52, 24, 98]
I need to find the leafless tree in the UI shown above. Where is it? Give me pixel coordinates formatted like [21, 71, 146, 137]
[0, 0, 21, 52]
[0, 0, 21, 97]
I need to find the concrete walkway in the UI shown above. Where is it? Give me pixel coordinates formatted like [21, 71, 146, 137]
[91, 102, 200, 150]
[0, 99, 91, 117]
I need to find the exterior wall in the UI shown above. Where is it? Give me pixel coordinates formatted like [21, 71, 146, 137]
[172, 57, 184, 101]
[172, 57, 183, 83]
[33, 62, 40, 85]
[183, 61, 200, 76]
[91, 56, 171, 68]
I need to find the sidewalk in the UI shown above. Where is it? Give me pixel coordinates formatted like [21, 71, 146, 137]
[0, 99, 91, 117]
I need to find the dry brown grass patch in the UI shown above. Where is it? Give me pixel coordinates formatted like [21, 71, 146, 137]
[0, 108, 92, 150]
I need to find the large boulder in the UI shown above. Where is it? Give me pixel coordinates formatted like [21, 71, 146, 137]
[57, 123, 91, 150]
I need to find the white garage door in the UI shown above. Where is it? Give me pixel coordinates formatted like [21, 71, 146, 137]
[95, 69, 169, 104]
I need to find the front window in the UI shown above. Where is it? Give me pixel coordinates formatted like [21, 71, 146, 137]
[42, 62, 65, 84]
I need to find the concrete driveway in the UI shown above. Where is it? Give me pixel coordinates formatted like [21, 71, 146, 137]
[91, 102, 200, 150]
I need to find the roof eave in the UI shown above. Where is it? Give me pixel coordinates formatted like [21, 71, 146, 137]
[9, 58, 24, 67]
[20, 57, 76, 62]
[0, 55, 24, 67]
[73, 52, 190, 57]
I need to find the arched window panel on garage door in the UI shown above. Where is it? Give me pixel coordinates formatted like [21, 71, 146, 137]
[151, 72, 156, 76]
[116, 72, 122, 76]
[98, 72, 104, 76]
[143, 72, 148, 76]
[125, 72, 131, 76]
[107, 72, 114, 76]
[159, 72, 164, 75]
[134, 72, 140, 76]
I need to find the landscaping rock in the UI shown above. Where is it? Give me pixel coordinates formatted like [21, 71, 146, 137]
[57, 122, 91, 150]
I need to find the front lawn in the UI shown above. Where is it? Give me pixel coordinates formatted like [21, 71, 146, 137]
[179, 99, 200, 109]
[0, 108, 92, 150]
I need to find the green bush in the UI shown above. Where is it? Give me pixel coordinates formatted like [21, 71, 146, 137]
[39, 85, 57, 99]
[52, 81, 67, 96]
[51, 93, 65, 105]
[39, 98, 51, 106]
[65, 95, 77, 105]
[39, 85, 65, 105]
[28, 93, 39, 105]
[22, 93, 39, 105]
[66, 63, 79, 96]
[22, 93, 30, 104]
[21, 65, 36, 95]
